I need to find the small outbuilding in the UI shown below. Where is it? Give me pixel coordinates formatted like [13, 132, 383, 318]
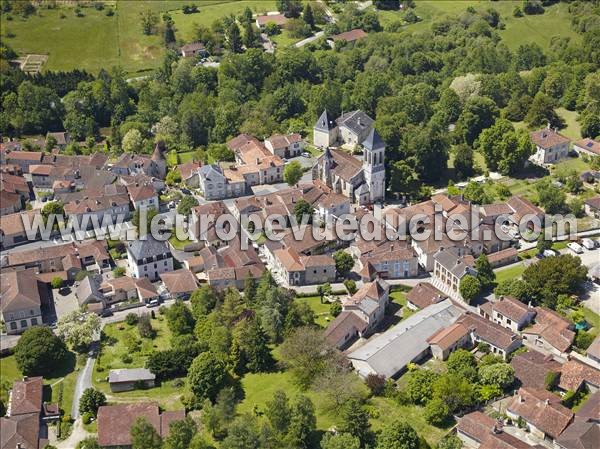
[108, 368, 156, 392]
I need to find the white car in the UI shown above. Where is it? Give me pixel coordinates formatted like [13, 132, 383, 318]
[542, 249, 557, 258]
[567, 242, 584, 254]
[301, 152, 311, 158]
[581, 238, 597, 250]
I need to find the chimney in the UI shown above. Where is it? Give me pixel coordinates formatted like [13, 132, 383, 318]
[547, 123, 551, 130]
[518, 395, 523, 403]
[256, 158, 260, 165]
[358, 117, 362, 126]
[544, 398, 550, 405]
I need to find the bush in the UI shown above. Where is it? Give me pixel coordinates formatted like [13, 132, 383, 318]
[575, 331, 595, 350]
[125, 313, 138, 325]
[105, 9, 114, 16]
[82, 412, 93, 424]
[121, 354, 133, 364]
[330, 301, 342, 317]
[545, 371, 559, 391]
[365, 373, 386, 396]
[112, 267, 126, 278]
[51, 277, 64, 289]
[138, 313, 156, 339]
[79, 388, 106, 417]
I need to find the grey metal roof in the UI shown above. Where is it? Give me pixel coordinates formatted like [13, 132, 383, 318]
[348, 300, 463, 378]
[108, 368, 156, 383]
[336, 110, 374, 136]
[433, 247, 475, 278]
[199, 164, 224, 181]
[314, 110, 335, 132]
[362, 128, 385, 151]
[127, 236, 170, 260]
[75, 274, 103, 305]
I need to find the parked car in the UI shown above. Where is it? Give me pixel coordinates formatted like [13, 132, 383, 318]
[567, 242, 584, 254]
[301, 152, 311, 158]
[146, 299, 160, 308]
[100, 309, 113, 317]
[543, 249, 557, 258]
[581, 238, 597, 250]
[181, 188, 191, 195]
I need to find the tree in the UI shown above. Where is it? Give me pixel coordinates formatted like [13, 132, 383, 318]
[264, 22, 281, 36]
[536, 179, 566, 214]
[122, 128, 144, 153]
[536, 234, 552, 254]
[333, 251, 354, 277]
[432, 373, 475, 412]
[277, 0, 302, 18]
[317, 282, 332, 304]
[437, 435, 463, 449]
[344, 279, 357, 295]
[56, 310, 101, 352]
[221, 414, 261, 449]
[131, 416, 162, 449]
[453, 144, 474, 179]
[303, 3, 315, 28]
[226, 22, 242, 53]
[231, 317, 273, 374]
[376, 420, 419, 449]
[459, 275, 481, 304]
[75, 437, 101, 449]
[320, 433, 361, 449]
[284, 160, 304, 186]
[112, 267, 126, 278]
[526, 92, 565, 129]
[166, 169, 182, 186]
[190, 286, 218, 318]
[292, 198, 314, 225]
[447, 349, 477, 380]
[243, 21, 256, 48]
[478, 363, 515, 389]
[405, 368, 439, 405]
[338, 399, 371, 447]
[79, 388, 106, 417]
[139, 9, 159, 35]
[287, 395, 316, 449]
[423, 397, 450, 426]
[42, 201, 64, 224]
[132, 207, 158, 235]
[522, 254, 588, 307]
[51, 277, 63, 289]
[187, 352, 229, 404]
[265, 390, 291, 434]
[475, 254, 495, 290]
[478, 119, 533, 175]
[515, 43, 547, 70]
[166, 300, 195, 336]
[164, 417, 198, 449]
[279, 326, 340, 389]
[137, 313, 155, 339]
[456, 96, 499, 146]
[177, 195, 199, 216]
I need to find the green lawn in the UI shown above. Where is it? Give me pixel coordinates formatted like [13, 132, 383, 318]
[390, 289, 415, 320]
[0, 1, 275, 74]
[380, 1, 579, 52]
[296, 295, 343, 328]
[170, 1, 276, 41]
[92, 316, 186, 409]
[495, 262, 526, 284]
[169, 233, 194, 250]
[1, 352, 80, 415]
[271, 30, 299, 49]
[556, 108, 582, 141]
[177, 151, 197, 164]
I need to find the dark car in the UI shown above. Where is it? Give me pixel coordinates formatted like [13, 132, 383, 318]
[181, 188, 191, 195]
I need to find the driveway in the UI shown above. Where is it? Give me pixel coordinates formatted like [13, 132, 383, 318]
[53, 287, 79, 321]
[71, 343, 97, 419]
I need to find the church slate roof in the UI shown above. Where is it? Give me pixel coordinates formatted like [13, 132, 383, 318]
[315, 110, 335, 132]
[362, 129, 385, 151]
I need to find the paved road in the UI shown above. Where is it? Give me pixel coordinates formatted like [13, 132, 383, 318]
[71, 344, 97, 419]
[295, 31, 324, 47]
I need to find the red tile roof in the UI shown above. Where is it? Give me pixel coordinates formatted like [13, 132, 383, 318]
[508, 388, 573, 439]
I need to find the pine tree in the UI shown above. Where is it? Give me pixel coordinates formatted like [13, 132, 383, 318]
[243, 21, 256, 48]
[475, 254, 495, 289]
[227, 22, 242, 53]
[303, 3, 315, 28]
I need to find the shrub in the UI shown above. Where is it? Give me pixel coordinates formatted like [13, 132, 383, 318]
[125, 313, 138, 325]
[82, 412, 93, 424]
[121, 354, 133, 364]
[365, 373, 386, 396]
[330, 301, 342, 317]
[545, 371, 559, 391]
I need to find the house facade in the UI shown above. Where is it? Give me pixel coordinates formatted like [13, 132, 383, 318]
[127, 237, 174, 281]
[530, 126, 571, 165]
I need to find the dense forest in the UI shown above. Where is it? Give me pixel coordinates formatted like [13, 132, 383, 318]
[1, 0, 599, 200]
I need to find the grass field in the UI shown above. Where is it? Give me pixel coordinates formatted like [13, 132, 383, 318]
[494, 262, 526, 284]
[296, 295, 343, 328]
[380, 1, 580, 52]
[0, 1, 275, 74]
[91, 315, 185, 409]
[0, 352, 80, 415]
[170, 1, 276, 41]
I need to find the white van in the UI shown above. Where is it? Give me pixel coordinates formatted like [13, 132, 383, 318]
[543, 249, 557, 258]
[581, 238, 597, 250]
[567, 242, 584, 254]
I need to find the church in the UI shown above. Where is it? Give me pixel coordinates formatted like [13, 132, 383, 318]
[312, 110, 386, 205]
